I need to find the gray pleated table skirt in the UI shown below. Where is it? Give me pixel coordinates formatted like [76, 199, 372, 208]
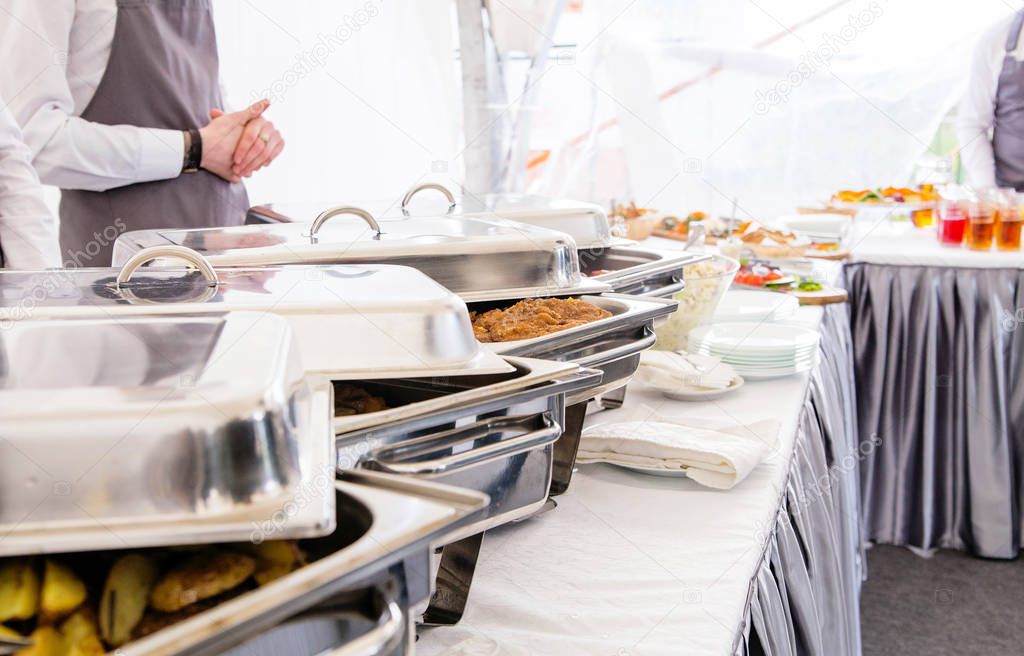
[845, 262, 1024, 559]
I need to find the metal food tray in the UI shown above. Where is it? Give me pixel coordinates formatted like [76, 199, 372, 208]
[247, 184, 616, 250]
[580, 245, 710, 298]
[469, 294, 678, 494]
[0, 313, 335, 556]
[78, 472, 488, 656]
[0, 249, 513, 379]
[333, 357, 601, 538]
[113, 206, 596, 303]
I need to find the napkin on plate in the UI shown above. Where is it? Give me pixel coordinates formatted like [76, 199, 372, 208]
[635, 350, 739, 391]
[577, 414, 779, 489]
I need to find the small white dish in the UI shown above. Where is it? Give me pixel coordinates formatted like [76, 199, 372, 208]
[661, 375, 745, 401]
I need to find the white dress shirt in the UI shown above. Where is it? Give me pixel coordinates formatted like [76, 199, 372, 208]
[0, 0, 185, 192]
[0, 101, 60, 268]
[956, 13, 1023, 189]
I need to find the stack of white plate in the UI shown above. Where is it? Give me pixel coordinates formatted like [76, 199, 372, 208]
[713, 290, 799, 323]
[689, 322, 820, 379]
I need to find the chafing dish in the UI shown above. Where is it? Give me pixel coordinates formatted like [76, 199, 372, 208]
[249, 184, 708, 297]
[0, 312, 336, 556]
[248, 185, 616, 251]
[112, 208, 610, 303]
[579, 244, 709, 298]
[334, 357, 600, 536]
[0, 471, 488, 656]
[331, 357, 601, 626]
[471, 293, 678, 494]
[0, 248, 511, 379]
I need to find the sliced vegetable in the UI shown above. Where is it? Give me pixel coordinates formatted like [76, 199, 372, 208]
[100, 554, 160, 647]
[798, 280, 824, 291]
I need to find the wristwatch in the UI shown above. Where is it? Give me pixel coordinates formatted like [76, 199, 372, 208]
[182, 128, 202, 173]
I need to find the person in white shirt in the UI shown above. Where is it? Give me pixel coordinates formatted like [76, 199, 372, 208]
[0, 102, 60, 269]
[0, 0, 284, 267]
[957, 10, 1024, 191]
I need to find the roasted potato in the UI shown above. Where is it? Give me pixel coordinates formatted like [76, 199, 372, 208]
[0, 559, 39, 622]
[243, 541, 303, 585]
[99, 554, 159, 647]
[15, 626, 61, 656]
[59, 609, 102, 656]
[149, 551, 255, 612]
[0, 624, 20, 638]
[40, 560, 86, 622]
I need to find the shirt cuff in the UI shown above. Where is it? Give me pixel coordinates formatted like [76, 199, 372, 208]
[136, 128, 186, 182]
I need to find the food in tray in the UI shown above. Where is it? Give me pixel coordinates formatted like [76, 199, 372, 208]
[334, 384, 389, 416]
[610, 201, 657, 240]
[739, 225, 808, 259]
[733, 262, 823, 292]
[471, 298, 612, 343]
[0, 541, 304, 652]
[831, 184, 940, 205]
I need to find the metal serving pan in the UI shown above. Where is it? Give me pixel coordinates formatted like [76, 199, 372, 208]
[580, 244, 710, 298]
[330, 357, 600, 627]
[0, 312, 336, 556]
[469, 294, 678, 494]
[112, 207, 609, 303]
[333, 357, 600, 537]
[0, 248, 511, 379]
[247, 184, 616, 250]
[2, 472, 488, 656]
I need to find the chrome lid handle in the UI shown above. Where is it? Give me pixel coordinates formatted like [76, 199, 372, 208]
[310, 206, 382, 240]
[400, 183, 456, 215]
[116, 245, 218, 288]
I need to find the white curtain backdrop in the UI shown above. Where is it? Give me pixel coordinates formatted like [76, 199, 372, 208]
[523, 0, 1017, 219]
[213, 0, 459, 211]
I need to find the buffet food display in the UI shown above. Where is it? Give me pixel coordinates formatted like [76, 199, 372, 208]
[0, 190, 694, 653]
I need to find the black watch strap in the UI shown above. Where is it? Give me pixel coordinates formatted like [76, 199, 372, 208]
[183, 128, 202, 173]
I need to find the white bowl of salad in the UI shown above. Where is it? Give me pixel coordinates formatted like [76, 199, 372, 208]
[655, 255, 739, 351]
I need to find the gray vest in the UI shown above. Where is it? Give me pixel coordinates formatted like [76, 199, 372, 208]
[59, 0, 247, 268]
[993, 11, 1024, 191]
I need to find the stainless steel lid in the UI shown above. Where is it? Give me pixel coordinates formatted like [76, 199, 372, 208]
[0, 247, 513, 379]
[113, 207, 601, 302]
[247, 183, 617, 249]
[0, 312, 336, 555]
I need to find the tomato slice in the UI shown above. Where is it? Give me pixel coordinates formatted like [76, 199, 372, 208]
[764, 271, 783, 281]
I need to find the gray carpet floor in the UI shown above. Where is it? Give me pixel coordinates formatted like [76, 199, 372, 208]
[860, 545, 1024, 656]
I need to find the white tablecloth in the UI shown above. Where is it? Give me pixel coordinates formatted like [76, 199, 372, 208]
[418, 301, 827, 655]
[848, 209, 1024, 269]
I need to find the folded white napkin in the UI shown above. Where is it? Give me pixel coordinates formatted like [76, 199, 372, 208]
[636, 350, 739, 391]
[578, 415, 779, 489]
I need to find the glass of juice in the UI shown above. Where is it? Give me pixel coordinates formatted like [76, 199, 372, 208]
[966, 203, 995, 251]
[996, 198, 1023, 251]
[936, 200, 966, 246]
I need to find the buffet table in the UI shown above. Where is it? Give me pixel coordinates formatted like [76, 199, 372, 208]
[419, 261, 863, 656]
[846, 220, 1024, 559]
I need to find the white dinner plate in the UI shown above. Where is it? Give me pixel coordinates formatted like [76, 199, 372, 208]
[660, 375, 745, 401]
[606, 462, 690, 478]
[689, 322, 820, 355]
[712, 290, 800, 323]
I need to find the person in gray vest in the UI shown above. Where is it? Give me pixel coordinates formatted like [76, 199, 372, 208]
[0, 0, 285, 267]
[958, 10, 1024, 191]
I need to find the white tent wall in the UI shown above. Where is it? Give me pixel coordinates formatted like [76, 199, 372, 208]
[523, 0, 1016, 219]
[213, 0, 460, 209]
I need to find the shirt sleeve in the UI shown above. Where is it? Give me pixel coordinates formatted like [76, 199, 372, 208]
[0, 101, 61, 269]
[0, 0, 185, 192]
[955, 20, 1007, 190]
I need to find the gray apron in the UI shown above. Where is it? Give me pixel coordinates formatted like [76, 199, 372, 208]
[993, 10, 1024, 191]
[59, 0, 247, 267]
